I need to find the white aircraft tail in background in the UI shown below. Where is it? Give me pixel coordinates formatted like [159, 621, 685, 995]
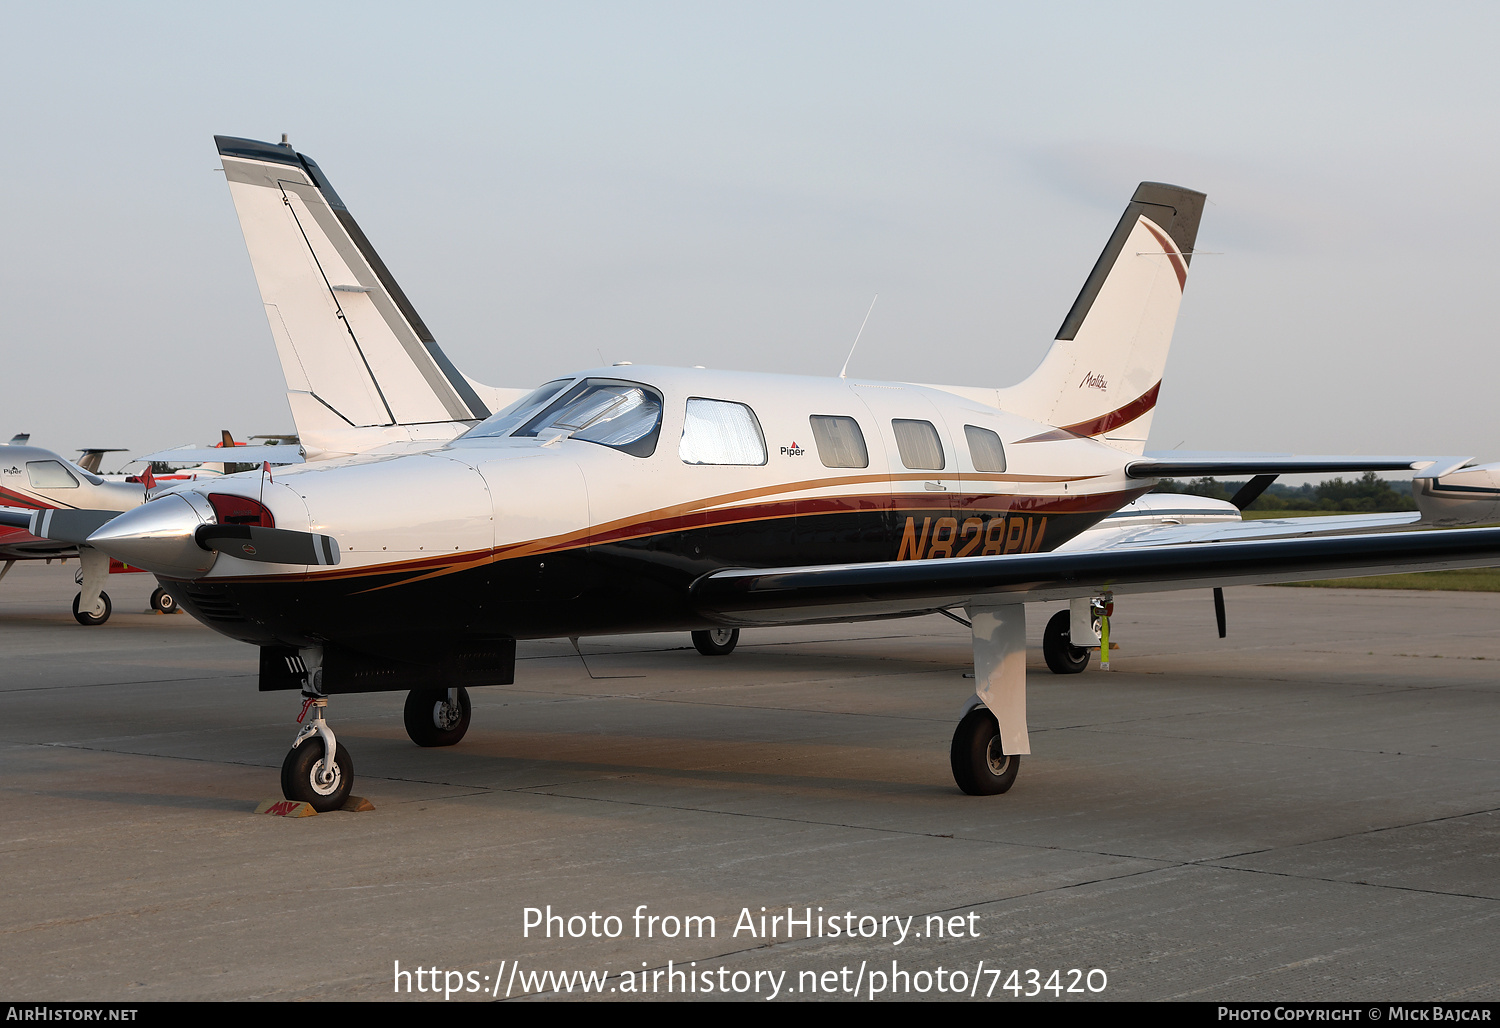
[216, 136, 524, 459]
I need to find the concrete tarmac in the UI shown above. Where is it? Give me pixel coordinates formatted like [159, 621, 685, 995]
[1, 561, 1496, 1002]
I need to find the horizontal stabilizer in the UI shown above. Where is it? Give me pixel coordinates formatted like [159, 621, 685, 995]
[1126, 454, 1471, 480]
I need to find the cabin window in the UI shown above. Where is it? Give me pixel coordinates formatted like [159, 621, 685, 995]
[964, 425, 1007, 474]
[892, 420, 944, 470]
[680, 399, 767, 466]
[809, 415, 869, 468]
[516, 379, 663, 457]
[26, 461, 78, 489]
[463, 379, 572, 438]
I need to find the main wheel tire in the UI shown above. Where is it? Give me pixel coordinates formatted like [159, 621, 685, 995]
[72, 590, 112, 626]
[692, 628, 739, 656]
[280, 740, 354, 812]
[150, 587, 178, 614]
[1042, 609, 1090, 675]
[403, 687, 472, 747]
[950, 707, 1021, 795]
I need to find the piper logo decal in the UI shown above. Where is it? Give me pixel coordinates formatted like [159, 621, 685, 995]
[896, 514, 1048, 560]
[779, 442, 805, 457]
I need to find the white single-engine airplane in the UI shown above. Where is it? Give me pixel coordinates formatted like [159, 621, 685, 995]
[15, 135, 1500, 812]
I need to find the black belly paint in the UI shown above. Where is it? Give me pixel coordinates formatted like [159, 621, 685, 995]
[168, 504, 1119, 692]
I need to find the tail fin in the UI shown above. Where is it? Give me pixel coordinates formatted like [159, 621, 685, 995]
[216, 136, 509, 456]
[995, 182, 1205, 454]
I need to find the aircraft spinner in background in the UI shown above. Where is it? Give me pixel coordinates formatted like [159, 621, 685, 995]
[17, 135, 1500, 811]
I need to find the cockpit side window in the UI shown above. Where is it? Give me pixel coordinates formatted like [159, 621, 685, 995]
[462, 379, 572, 439]
[26, 460, 79, 489]
[517, 379, 663, 457]
[680, 399, 767, 465]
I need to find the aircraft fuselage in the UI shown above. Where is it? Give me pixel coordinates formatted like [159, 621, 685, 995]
[154, 365, 1150, 658]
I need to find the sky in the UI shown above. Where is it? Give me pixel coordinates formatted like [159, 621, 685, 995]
[2, 2, 1497, 470]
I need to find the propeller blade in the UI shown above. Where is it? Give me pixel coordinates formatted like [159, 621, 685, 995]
[0, 507, 126, 544]
[1213, 586, 1227, 638]
[195, 524, 340, 566]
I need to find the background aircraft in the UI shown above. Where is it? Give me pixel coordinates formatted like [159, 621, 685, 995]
[0, 433, 303, 622]
[16, 136, 1500, 812]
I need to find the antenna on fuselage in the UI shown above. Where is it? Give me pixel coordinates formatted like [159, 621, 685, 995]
[838, 294, 878, 380]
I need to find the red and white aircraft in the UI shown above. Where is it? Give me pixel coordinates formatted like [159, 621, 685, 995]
[18, 136, 1500, 810]
[0, 434, 304, 622]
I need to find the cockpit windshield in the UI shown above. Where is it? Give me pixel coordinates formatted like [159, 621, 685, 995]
[462, 379, 573, 439]
[516, 380, 663, 457]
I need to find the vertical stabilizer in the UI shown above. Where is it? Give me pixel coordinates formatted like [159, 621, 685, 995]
[216, 136, 501, 455]
[995, 182, 1205, 454]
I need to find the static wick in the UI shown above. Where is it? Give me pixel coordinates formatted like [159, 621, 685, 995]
[839, 294, 879, 380]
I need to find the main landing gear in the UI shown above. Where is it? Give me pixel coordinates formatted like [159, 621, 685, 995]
[950, 707, 1020, 795]
[951, 604, 1029, 796]
[403, 687, 471, 747]
[1041, 597, 1114, 675]
[72, 590, 112, 626]
[71, 547, 111, 625]
[279, 649, 354, 812]
[691, 628, 740, 656]
[1042, 610, 1089, 674]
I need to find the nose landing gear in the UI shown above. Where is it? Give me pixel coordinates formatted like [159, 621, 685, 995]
[691, 628, 739, 656]
[403, 687, 472, 747]
[279, 650, 355, 812]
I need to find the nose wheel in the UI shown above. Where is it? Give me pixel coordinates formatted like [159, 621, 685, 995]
[280, 667, 355, 812]
[403, 687, 472, 747]
[691, 628, 739, 656]
[281, 737, 354, 812]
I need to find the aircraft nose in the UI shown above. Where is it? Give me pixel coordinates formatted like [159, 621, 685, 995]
[86, 492, 219, 578]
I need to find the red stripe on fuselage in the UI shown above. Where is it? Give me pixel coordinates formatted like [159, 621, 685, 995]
[0, 485, 59, 511]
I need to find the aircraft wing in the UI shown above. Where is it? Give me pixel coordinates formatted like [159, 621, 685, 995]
[1055, 511, 1423, 551]
[691, 526, 1500, 625]
[136, 446, 305, 465]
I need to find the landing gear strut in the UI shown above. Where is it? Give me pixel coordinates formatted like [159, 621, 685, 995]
[71, 546, 111, 625]
[280, 650, 354, 812]
[404, 687, 471, 747]
[692, 628, 739, 656]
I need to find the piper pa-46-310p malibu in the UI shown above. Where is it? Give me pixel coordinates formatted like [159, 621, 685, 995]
[12, 135, 1500, 811]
